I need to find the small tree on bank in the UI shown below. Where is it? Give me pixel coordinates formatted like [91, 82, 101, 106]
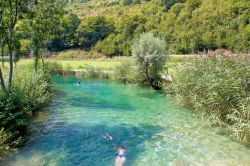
[132, 32, 168, 90]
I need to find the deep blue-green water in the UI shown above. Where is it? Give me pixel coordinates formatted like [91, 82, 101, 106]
[2, 76, 250, 166]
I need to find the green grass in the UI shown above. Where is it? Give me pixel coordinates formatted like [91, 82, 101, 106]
[18, 58, 129, 70]
[19, 55, 190, 70]
[16, 54, 192, 75]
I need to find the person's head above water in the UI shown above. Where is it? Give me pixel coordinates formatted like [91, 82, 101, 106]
[77, 82, 80, 85]
[119, 146, 125, 150]
[117, 146, 125, 153]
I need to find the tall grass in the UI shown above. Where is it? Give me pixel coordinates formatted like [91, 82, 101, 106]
[113, 60, 136, 83]
[164, 56, 250, 143]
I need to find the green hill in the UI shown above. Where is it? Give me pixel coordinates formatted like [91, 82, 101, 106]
[65, 0, 249, 56]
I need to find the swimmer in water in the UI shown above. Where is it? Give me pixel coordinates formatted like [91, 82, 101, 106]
[115, 146, 126, 166]
[102, 133, 113, 140]
[77, 82, 81, 86]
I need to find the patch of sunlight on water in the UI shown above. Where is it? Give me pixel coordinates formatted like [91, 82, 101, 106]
[1, 76, 250, 166]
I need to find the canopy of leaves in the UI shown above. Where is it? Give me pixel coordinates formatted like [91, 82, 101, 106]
[76, 16, 115, 49]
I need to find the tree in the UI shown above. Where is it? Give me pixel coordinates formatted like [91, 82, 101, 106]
[47, 13, 80, 51]
[132, 32, 168, 90]
[76, 16, 114, 49]
[0, 0, 7, 92]
[28, 0, 65, 72]
[61, 13, 80, 48]
[0, 0, 29, 91]
[0, 2, 7, 68]
[93, 14, 147, 56]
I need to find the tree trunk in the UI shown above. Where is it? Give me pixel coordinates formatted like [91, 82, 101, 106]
[34, 56, 38, 73]
[1, 43, 4, 68]
[8, 29, 13, 90]
[144, 63, 161, 90]
[144, 62, 155, 89]
[0, 67, 6, 93]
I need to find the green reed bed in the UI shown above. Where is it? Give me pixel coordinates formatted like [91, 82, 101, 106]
[164, 56, 250, 143]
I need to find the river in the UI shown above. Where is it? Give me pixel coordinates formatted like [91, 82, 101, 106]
[2, 76, 250, 166]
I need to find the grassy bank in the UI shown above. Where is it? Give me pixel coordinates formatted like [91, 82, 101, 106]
[19, 57, 129, 70]
[18, 54, 191, 74]
[0, 66, 52, 159]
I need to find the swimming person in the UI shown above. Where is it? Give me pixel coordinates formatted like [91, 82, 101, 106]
[76, 82, 81, 86]
[102, 133, 113, 140]
[115, 146, 126, 166]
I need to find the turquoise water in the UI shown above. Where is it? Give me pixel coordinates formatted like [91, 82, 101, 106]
[2, 76, 250, 166]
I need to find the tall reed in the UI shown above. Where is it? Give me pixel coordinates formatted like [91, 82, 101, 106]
[164, 56, 250, 143]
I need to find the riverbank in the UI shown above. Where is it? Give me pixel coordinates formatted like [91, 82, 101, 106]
[0, 66, 53, 159]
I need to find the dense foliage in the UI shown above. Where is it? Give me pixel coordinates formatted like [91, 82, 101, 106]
[1, 0, 248, 59]
[164, 56, 250, 143]
[0, 67, 52, 158]
[76, 16, 114, 49]
[65, 0, 250, 56]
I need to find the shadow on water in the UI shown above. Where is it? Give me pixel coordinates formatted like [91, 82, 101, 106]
[1, 122, 164, 166]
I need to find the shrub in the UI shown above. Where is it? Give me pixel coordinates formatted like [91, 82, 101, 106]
[132, 32, 168, 89]
[0, 68, 52, 140]
[14, 69, 52, 110]
[164, 56, 250, 143]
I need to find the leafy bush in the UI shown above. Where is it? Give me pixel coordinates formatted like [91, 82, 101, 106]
[132, 32, 168, 89]
[0, 68, 52, 148]
[0, 88, 31, 136]
[0, 69, 51, 137]
[14, 69, 52, 110]
[164, 56, 250, 143]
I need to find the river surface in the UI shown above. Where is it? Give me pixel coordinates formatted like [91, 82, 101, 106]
[2, 76, 250, 166]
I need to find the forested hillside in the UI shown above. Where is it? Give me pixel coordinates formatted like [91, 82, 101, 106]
[63, 0, 250, 56]
[3, 0, 249, 59]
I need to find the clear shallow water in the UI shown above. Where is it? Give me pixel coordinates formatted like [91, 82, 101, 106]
[2, 76, 250, 166]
